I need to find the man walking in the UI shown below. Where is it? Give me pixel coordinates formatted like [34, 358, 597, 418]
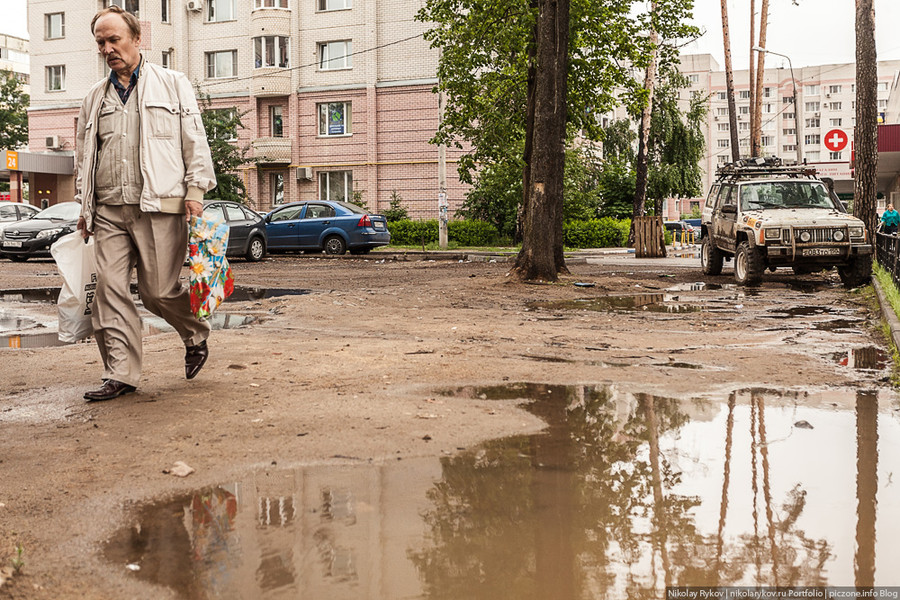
[75, 5, 217, 401]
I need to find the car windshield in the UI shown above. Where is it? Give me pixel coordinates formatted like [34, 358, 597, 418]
[739, 181, 840, 211]
[34, 202, 81, 220]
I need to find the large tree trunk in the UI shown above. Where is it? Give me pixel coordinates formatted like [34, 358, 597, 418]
[512, 0, 570, 281]
[721, 0, 741, 161]
[748, 0, 756, 157]
[518, 12, 538, 245]
[855, 0, 878, 235]
[632, 1, 658, 240]
[751, 0, 769, 158]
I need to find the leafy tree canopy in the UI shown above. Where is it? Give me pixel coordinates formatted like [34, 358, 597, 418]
[197, 88, 252, 203]
[0, 70, 29, 150]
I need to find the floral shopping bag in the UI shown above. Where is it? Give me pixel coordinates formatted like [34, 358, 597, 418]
[188, 214, 234, 320]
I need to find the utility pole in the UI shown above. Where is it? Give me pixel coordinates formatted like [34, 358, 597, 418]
[720, 0, 740, 162]
[438, 90, 448, 248]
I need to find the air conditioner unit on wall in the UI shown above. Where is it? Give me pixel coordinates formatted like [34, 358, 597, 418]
[186, 0, 202, 11]
[296, 167, 313, 181]
[45, 135, 60, 149]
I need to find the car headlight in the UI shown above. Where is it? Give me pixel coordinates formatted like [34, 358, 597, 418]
[799, 231, 811, 243]
[833, 230, 845, 242]
[36, 228, 64, 240]
[765, 228, 781, 240]
[849, 226, 864, 238]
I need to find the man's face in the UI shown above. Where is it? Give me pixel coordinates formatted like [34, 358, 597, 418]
[94, 13, 141, 77]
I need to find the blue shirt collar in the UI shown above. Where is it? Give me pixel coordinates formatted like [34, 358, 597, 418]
[109, 56, 141, 91]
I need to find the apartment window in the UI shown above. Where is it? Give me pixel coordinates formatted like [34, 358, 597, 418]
[319, 0, 352, 10]
[782, 96, 794, 104]
[828, 102, 842, 111]
[717, 139, 730, 148]
[687, 74, 699, 84]
[804, 84, 819, 96]
[761, 135, 774, 147]
[206, 50, 237, 78]
[828, 85, 841, 94]
[45, 13, 64, 39]
[46, 65, 65, 91]
[717, 122, 730, 132]
[738, 105, 749, 115]
[271, 105, 283, 137]
[805, 134, 821, 145]
[271, 173, 285, 205]
[717, 155, 729, 164]
[878, 82, 889, 92]
[739, 122, 749, 131]
[829, 151, 842, 161]
[318, 102, 351, 136]
[207, 0, 236, 22]
[319, 41, 352, 70]
[807, 151, 820, 161]
[255, 0, 288, 6]
[717, 91, 727, 101]
[161, 0, 169, 21]
[161, 50, 172, 69]
[783, 128, 796, 136]
[108, 0, 140, 14]
[763, 87, 771, 98]
[739, 90, 750, 99]
[806, 117, 820, 128]
[878, 99, 889, 109]
[783, 112, 795, 120]
[783, 145, 796, 152]
[805, 101, 820, 113]
[319, 171, 352, 202]
[207, 108, 238, 141]
[764, 103, 773, 113]
[716, 107, 728, 116]
[254, 36, 290, 68]
[829, 118, 842, 127]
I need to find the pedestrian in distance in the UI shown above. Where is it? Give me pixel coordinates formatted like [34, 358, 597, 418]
[881, 204, 900, 235]
[75, 5, 217, 401]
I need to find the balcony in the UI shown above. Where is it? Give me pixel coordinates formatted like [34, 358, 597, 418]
[251, 69, 292, 97]
[250, 7, 291, 37]
[252, 137, 292, 164]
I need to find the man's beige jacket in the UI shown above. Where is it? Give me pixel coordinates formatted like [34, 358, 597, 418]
[75, 60, 217, 232]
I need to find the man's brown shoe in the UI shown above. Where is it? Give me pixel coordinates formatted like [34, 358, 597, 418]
[185, 340, 209, 379]
[84, 379, 136, 401]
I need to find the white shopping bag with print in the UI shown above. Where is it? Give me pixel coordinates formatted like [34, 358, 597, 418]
[51, 232, 98, 343]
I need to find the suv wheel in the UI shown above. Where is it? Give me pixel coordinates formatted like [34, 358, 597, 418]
[734, 241, 763, 286]
[837, 254, 873, 288]
[701, 237, 724, 276]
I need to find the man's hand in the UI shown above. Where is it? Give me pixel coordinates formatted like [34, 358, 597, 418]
[185, 200, 203, 221]
[76, 217, 92, 240]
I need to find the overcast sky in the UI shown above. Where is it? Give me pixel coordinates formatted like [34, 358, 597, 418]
[3, 0, 900, 68]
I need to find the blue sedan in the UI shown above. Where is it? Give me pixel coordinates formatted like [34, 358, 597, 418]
[265, 201, 391, 255]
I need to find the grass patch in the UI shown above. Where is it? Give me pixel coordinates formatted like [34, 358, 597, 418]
[872, 262, 900, 386]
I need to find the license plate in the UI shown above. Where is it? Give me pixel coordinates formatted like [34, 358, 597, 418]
[801, 247, 841, 256]
[373, 222, 384, 230]
[2, 241, 22, 248]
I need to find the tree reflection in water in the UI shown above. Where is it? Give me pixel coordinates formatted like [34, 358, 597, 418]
[412, 384, 837, 599]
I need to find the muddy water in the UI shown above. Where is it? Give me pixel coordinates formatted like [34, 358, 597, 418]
[103, 385, 900, 598]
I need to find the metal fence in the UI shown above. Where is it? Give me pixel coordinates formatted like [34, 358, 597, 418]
[875, 231, 900, 287]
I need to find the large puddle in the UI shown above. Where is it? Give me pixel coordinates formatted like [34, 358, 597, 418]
[103, 385, 900, 597]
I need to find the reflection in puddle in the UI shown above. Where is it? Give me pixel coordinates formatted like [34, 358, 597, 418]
[104, 385, 900, 598]
[768, 306, 845, 318]
[532, 294, 703, 313]
[832, 347, 891, 370]
[0, 285, 308, 305]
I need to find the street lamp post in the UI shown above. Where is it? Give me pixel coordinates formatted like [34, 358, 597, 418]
[754, 46, 802, 165]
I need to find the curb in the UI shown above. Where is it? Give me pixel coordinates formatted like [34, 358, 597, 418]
[871, 275, 900, 351]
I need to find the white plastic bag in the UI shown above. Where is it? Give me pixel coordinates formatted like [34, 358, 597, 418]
[51, 232, 97, 343]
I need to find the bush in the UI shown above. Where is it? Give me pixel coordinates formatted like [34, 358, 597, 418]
[563, 218, 631, 249]
[388, 219, 501, 247]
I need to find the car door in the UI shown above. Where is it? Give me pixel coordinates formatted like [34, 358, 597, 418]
[222, 203, 252, 255]
[712, 184, 738, 253]
[266, 204, 306, 249]
[296, 203, 336, 248]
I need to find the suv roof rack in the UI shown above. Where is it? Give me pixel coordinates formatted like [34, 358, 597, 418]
[715, 156, 819, 182]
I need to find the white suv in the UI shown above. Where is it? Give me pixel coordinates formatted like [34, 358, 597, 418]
[700, 158, 872, 287]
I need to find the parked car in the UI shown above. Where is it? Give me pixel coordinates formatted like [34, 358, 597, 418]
[684, 218, 703, 239]
[202, 200, 268, 261]
[0, 201, 41, 236]
[0, 202, 81, 261]
[264, 200, 391, 255]
[664, 220, 697, 242]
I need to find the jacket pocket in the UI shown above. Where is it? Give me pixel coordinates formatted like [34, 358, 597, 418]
[145, 101, 179, 139]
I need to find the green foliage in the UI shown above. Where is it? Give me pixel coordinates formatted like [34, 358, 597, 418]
[0, 70, 29, 150]
[597, 158, 636, 219]
[457, 159, 523, 239]
[347, 189, 367, 208]
[563, 218, 631, 249]
[388, 219, 500, 247]
[382, 190, 410, 222]
[562, 147, 604, 222]
[11, 543, 24, 573]
[196, 88, 252, 203]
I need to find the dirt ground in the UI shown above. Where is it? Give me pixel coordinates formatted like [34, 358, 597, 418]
[0, 250, 893, 599]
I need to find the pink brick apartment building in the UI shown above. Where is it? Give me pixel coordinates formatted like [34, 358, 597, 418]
[25, 0, 467, 217]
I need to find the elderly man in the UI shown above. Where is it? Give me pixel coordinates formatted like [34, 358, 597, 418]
[75, 5, 217, 401]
